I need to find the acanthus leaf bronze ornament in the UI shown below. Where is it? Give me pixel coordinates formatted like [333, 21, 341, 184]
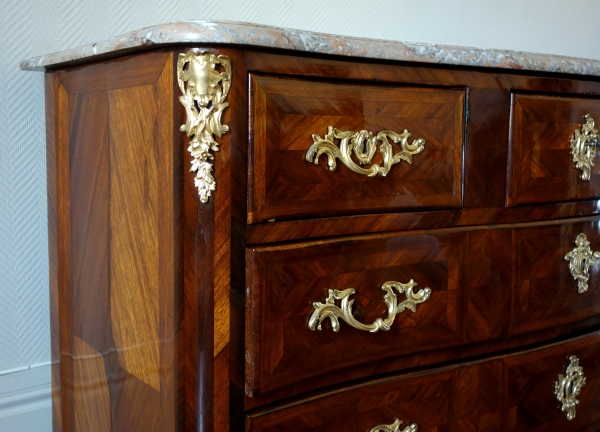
[564, 233, 600, 294]
[570, 114, 600, 181]
[306, 126, 425, 177]
[370, 418, 418, 432]
[554, 355, 586, 420]
[308, 280, 431, 333]
[177, 49, 231, 203]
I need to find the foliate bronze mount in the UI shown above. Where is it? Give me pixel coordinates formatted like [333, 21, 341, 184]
[306, 126, 425, 177]
[570, 114, 600, 181]
[554, 355, 586, 421]
[564, 233, 600, 293]
[370, 418, 419, 432]
[308, 280, 431, 333]
[177, 50, 231, 203]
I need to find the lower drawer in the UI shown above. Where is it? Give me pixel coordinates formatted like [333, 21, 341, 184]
[246, 218, 600, 397]
[246, 330, 600, 431]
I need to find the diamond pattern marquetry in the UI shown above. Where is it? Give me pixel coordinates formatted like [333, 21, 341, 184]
[248, 75, 465, 223]
[508, 94, 600, 206]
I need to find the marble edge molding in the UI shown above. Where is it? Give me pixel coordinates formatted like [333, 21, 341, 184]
[20, 19, 600, 76]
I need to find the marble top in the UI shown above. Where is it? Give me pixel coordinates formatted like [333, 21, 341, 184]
[21, 20, 600, 76]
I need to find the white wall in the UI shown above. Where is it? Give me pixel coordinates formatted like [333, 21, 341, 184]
[2, 0, 600, 430]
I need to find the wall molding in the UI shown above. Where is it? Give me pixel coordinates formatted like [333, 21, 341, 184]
[0, 364, 52, 431]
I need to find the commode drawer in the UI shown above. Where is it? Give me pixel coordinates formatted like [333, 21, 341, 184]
[248, 75, 465, 223]
[510, 220, 600, 335]
[247, 331, 600, 431]
[246, 219, 600, 398]
[507, 93, 600, 206]
[245, 230, 467, 396]
[501, 332, 600, 431]
[247, 366, 453, 432]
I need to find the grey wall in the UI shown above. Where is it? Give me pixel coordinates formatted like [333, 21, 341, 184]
[2, 0, 600, 373]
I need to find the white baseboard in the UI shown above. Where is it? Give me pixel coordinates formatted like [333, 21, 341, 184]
[0, 364, 52, 432]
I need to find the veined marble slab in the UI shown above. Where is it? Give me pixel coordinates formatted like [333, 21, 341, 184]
[21, 20, 600, 76]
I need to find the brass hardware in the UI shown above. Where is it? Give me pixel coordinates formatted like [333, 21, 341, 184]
[570, 114, 599, 181]
[564, 233, 600, 293]
[370, 418, 418, 432]
[554, 355, 586, 420]
[308, 280, 431, 333]
[306, 126, 425, 177]
[177, 50, 231, 203]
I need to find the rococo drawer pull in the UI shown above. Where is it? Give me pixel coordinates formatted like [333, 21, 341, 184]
[305, 126, 425, 177]
[564, 233, 600, 293]
[570, 114, 600, 181]
[370, 418, 418, 432]
[178, 49, 231, 203]
[554, 355, 586, 421]
[308, 280, 431, 333]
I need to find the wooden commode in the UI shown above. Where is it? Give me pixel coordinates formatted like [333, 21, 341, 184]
[22, 20, 600, 431]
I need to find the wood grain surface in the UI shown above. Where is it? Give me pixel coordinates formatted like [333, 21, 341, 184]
[46, 71, 65, 432]
[109, 84, 161, 392]
[246, 217, 600, 399]
[246, 331, 600, 432]
[246, 227, 467, 396]
[508, 94, 600, 206]
[248, 75, 465, 223]
[48, 51, 178, 432]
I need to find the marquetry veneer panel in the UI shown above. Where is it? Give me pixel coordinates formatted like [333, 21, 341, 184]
[49, 51, 177, 432]
[510, 220, 600, 335]
[248, 75, 465, 223]
[508, 93, 600, 206]
[246, 229, 468, 396]
[246, 218, 600, 398]
[247, 331, 600, 432]
[248, 369, 453, 431]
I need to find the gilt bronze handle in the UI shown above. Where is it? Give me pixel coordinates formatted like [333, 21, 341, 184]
[370, 418, 418, 432]
[308, 280, 431, 333]
[306, 126, 425, 177]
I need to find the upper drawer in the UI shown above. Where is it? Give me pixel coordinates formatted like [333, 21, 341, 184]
[507, 93, 600, 206]
[248, 75, 465, 223]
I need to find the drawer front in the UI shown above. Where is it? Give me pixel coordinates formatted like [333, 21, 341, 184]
[246, 230, 467, 396]
[502, 332, 600, 431]
[507, 93, 600, 206]
[248, 75, 465, 223]
[247, 331, 600, 431]
[247, 368, 453, 432]
[510, 220, 600, 335]
[247, 219, 600, 397]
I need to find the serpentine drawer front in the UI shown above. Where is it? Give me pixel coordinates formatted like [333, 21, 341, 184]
[248, 75, 465, 223]
[247, 331, 600, 431]
[246, 219, 600, 397]
[510, 221, 600, 335]
[24, 20, 600, 432]
[245, 230, 466, 396]
[508, 94, 600, 206]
